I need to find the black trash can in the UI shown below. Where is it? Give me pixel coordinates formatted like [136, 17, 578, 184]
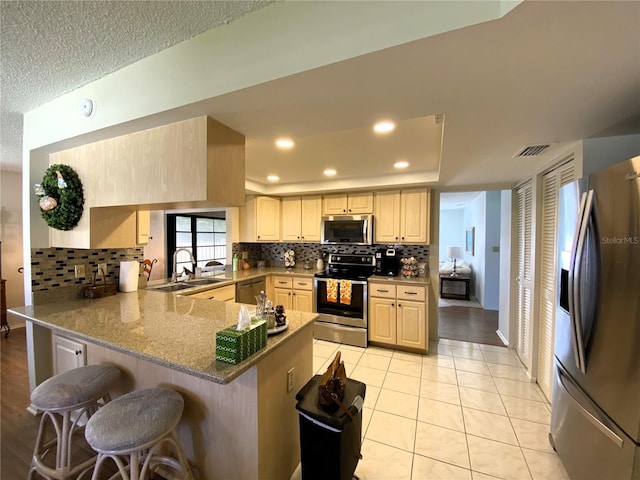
[295, 374, 366, 480]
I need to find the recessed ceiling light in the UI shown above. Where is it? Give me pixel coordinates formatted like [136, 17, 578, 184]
[267, 175, 280, 182]
[275, 138, 294, 149]
[394, 160, 409, 169]
[323, 169, 337, 176]
[373, 121, 395, 134]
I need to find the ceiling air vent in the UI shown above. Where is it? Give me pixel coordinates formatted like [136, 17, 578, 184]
[513, 144, 551, 158]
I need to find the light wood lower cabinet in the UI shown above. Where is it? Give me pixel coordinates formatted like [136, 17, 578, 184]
[272, 276, 314, 313]
[368, 282, 427, 351]
[52, 333, 86, 375]
[188, 284, 236, 302]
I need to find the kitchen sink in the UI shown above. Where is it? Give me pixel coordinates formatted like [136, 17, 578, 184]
[147, 277, 227, 293]
[148, 283, 194, 293]
[185, 278, 227, 286]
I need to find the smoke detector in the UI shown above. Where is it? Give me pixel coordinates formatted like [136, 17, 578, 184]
[79, 98, 96, 118]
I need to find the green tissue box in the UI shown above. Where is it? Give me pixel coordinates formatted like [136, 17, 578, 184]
[216, 319, 267, 365]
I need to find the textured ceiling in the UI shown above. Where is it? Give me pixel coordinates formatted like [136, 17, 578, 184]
[2, 1, 638, 192]
[0, 0, 274, 170]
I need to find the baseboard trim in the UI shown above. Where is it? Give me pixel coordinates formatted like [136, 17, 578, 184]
[496, 329, 509, 347]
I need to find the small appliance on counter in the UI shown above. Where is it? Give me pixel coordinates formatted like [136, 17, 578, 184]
[375, 248, 400, 276]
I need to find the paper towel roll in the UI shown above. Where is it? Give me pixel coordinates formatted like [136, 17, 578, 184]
[119, 261, 139, 292]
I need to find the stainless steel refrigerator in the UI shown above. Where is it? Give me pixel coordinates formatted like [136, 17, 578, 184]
[551, 156, 640, 479]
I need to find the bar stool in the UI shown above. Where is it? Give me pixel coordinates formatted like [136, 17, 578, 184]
[85, 387, 194, 480]
[28, 364, 121, 480]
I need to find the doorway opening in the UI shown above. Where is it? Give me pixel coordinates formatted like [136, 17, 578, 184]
[438, 190, 510, 347]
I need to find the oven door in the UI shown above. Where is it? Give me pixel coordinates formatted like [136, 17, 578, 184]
[314, 277, 367, 328]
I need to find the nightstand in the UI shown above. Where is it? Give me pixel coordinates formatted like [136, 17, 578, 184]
[439, 274, 471, 300]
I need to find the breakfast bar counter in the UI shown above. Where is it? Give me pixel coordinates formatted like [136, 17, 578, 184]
[10, 291, 317, 480]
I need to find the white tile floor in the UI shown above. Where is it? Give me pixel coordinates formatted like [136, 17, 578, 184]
[311, 338, 569, 480]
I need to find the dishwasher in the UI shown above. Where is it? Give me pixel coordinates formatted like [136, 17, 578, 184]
[235, 277, 266, 305]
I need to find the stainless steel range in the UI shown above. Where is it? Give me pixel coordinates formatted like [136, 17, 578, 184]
[313, 253, 376, 347]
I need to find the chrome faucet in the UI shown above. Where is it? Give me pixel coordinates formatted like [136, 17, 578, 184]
[172, 248, 195, 282]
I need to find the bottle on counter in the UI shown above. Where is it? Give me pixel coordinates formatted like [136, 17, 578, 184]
[232, 254, 239, 272]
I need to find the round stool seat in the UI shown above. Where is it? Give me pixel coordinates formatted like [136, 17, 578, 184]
[86, 388, 184, 453]
[31, 364, 120, 412]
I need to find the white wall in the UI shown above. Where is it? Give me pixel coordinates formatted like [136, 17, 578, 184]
[498, 190, 512, 344]
[143, 211, 167, 281]
[464, 192, 486, 304]
[484, 191, 501, 310]
[0, 170, 26, 315]
[460, 191, 501, 310]
[582, 133, 640, 175]
[438, 208, 464, 262]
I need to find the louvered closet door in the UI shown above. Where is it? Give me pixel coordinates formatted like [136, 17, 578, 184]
[537, 160, 575, 401]
[516, 181, 534, 371]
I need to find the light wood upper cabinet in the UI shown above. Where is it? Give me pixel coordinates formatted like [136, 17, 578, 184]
[374, 188, 430, 244]
[136, 210, 151, 245]
[323, 192, 373, 215]
[48, 116, 245, 249]
[240, 196, 281, 242]
[300, 196, 323, 241]
[281, 196, 322, 242]
[401, 189, 430, 244]
[374, 191, 401, 243]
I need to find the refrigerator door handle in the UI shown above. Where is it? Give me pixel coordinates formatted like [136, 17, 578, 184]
[569, 191, 591, 373]
[556, 365, 624, 448]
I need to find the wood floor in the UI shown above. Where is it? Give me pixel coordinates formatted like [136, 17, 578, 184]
[0, 327, 117, 479]
[438, 306, 505, 347]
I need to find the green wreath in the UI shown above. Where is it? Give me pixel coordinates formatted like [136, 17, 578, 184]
[38, 164, 85, 231]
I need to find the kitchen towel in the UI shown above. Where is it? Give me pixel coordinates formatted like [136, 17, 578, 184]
[339, 280, 352, 305]
[326, 279, 338, 303]
[119, 261, 139, 292]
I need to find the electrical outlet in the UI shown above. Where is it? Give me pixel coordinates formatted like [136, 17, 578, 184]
[97, 263, 107, 275]
[241, 251, 248, 260]
[287, 367, 295, 392]
[74, 264, 86, 278]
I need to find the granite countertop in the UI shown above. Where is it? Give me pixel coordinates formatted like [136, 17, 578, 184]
[368, 274, 431, 286]
[10, 290, 318, 385]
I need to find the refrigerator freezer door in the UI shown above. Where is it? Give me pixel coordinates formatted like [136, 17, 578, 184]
[551, 362, 639, 480]
[555, 157, 640, 443]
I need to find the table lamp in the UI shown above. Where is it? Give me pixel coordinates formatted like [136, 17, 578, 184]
[446, 246, 462, 276]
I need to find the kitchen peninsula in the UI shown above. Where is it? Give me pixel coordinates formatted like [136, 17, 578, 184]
[10, 290, 317, 480]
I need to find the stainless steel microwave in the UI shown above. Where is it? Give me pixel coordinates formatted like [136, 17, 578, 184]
[321, 215, 373, 245]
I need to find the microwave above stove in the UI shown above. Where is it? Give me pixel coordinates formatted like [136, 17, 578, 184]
[321, 215, 373, 245]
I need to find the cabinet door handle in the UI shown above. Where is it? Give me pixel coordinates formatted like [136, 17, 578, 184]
[378, 289, 389, 293]
[278, 281, 287, 285]
[75, 350, 82, 355]
[398, 304, 402, 308]
[404, 291, 418, 295]
[207, 296, 216, 300]
[298, 282, 308, 286]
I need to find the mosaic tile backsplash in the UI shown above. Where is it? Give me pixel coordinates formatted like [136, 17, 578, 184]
[232, 242, 429, 267]
[31, 248, 144, 302]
